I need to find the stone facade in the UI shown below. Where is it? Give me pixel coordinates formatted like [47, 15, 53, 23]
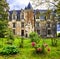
[8, 3, 57, 37]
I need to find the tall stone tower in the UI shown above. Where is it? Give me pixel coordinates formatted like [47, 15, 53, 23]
[24, 3, 34, 37]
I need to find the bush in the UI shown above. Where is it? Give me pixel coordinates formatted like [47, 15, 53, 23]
[20, 37, 24, 48]
[29, 32, 40, 43]
[5, 29, 14, 45]
[57, 33, 60, 37]
[0, 45, 19, 55]
[6, 39, 13, 45]
[5, 28, 14, 40]
[51, 38, 58, 46]
[31, 42, 50, 54]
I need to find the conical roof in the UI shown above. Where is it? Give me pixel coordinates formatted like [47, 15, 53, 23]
[26, 2, 32, 9]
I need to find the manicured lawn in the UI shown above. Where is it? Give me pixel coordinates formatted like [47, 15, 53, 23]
[0, 38, 60, 59]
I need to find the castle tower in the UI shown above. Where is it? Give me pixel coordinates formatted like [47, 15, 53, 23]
[24, 2, 34, 37]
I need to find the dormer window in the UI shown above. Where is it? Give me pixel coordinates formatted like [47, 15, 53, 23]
[36, 10, 40, 19]
[20, 11, 24, 19]
[21, 14, 24, 19]
[12, 11, 17, 20]
[17, 12, 20, 21]
[13, 15, 15, 19]
[9, 15, 11, 21]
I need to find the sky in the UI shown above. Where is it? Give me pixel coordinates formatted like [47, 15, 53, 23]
[7, 0, 30, 10]
[7, 0, 55, 10]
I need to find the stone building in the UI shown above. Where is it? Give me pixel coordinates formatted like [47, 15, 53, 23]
[8, 3, 57, 37]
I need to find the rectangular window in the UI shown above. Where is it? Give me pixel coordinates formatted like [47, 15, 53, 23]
[13, 15, 16, 19]
[17, 14, 20, 21]
[13, 23, 16, 28]
[36, 11, 40, 19]
[13, 29, 15, 34]
[47, 24, 50, 28]
[21, 30, 24, 36]
[40, 16, 45, 20]
[9, 15, 12, 21]
[47, 15, 50, 19]
[37, 30, 40, 34]
[47, 30, 51, 35]
[21, 14, 24, 19]
[21, 22, 24, 28]
[36, 22, 39, 27]
[36, 16, 39, 19]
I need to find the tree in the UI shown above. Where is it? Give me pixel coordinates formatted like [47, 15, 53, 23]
[31, 0, 60, 18]
[0, 0, 9, 37]
[35, 10, 40, 19]
[56, 1, 60, 21]
[31, 0, 60, 7]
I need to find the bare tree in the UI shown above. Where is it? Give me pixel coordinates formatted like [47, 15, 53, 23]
[30, 0, 60, 9]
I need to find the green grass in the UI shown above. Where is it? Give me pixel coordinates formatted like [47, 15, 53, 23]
[0, 38, 60, 59]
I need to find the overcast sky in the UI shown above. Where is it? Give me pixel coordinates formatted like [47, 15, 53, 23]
[7, 0, 55, 10]
[7, 0, 30, 10]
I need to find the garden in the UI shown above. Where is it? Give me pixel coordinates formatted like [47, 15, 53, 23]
[0, 32, 60, 59]
[0, 0, 60, 59]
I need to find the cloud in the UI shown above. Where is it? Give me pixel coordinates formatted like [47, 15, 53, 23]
[7, 0, 54, 10]
[7, 0, 30, 10]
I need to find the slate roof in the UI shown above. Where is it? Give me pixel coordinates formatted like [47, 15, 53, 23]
[8, 9, 47, 20]
[33, 10, 47, 20]
[25, 2, 32, 9]
[9, 10, 21, 15]
[9, 10, 21, 21]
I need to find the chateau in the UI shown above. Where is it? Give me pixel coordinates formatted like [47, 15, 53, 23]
[8, 3, 57, 37]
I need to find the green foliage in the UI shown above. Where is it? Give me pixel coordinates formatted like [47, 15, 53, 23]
[51, 38, 58, 46]
[0, 0, 9, 38]
[5, 28, 14, 45]
[0, 21, 8, 37]
[6, 39, 13, 45]
[36, 10, 40, 19]
[13, 38, 20, 47]
[57, 33, 60, 37]
[20, 37, 24, 48]
[7, 28, 14, 40]
[56, 1, 60, 21]
[31, 41, 50, 54]
[0, 38, 60, 59]
[0, 45, 19, 55]
[29, 32, 40, 43]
